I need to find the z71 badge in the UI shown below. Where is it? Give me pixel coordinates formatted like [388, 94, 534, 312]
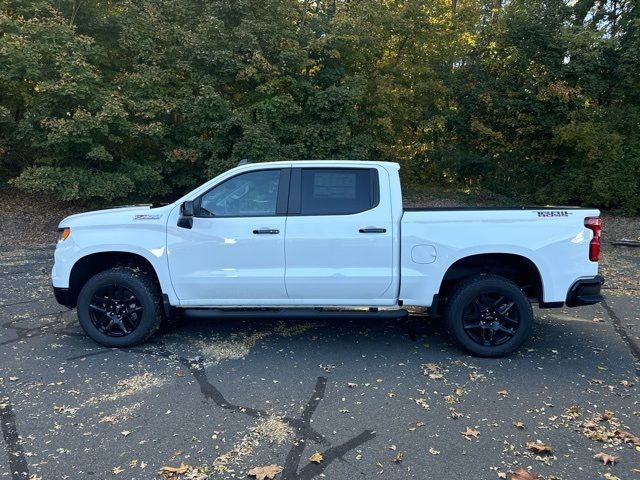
[536, 210, 570, 217]
[133, 214, 162, 220]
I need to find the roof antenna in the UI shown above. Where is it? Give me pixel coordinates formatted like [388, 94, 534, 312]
[237, 158, 250, 166]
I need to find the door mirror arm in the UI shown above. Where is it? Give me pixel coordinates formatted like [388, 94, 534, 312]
[178, 200, 195, 229]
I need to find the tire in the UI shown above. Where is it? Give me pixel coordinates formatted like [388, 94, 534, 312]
[444, 274, 533, 357]
[77, 267, 164, 347]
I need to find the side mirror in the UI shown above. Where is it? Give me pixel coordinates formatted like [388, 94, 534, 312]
[177, 200, 194, 229]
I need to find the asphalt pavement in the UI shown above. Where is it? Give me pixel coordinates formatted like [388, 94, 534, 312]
[1, 245, 639, 480]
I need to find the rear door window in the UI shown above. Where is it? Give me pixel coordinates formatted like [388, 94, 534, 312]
[296, 168, 378, 215]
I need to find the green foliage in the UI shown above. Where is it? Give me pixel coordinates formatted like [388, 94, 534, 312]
[0, 0, 638, 211]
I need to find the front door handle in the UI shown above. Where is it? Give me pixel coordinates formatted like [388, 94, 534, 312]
[253, 228, 280, 234]
[359, 227, 387, 233]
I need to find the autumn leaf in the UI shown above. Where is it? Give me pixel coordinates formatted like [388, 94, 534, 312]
[160, 463, 190, 474]
[598, 410, 615, 421]
[615, 429, 640, 446]
[111, 466, 124, 475]
[513, 421, 525, 429]
[392, 452, 403, 463]
[594, 452, 618, 465]
[509, 467, 539, 480]
[498, 389, 509, 397]
[525, 441, 553, 454]
[248, 464, 283, 480]
[309, 452, 323, 463]
[461, 427, 480, 439]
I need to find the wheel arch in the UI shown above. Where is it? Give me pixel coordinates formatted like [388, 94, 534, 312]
[438, 253, 545, 304]
[66, 251, 163, 308]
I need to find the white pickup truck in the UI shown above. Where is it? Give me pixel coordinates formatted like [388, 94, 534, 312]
[52, 160, 604, 356]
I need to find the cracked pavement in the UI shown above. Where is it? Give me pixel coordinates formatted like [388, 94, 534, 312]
[1, 245, 639, 479]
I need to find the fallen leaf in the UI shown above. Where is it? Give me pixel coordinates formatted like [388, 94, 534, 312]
[392, 452, 403, 463]
[509, 467, 539, 480]
[525, 441, 553, 454]
[603, 473, 621, 480]
[620, 380, 634, 388]
[247, 464, 283, 480]
[449, 407, 463, 419]
[513, 421, 525, 429]
[309, 452, 323, 464]
[615, 429, 640, 445]
[498, 389, 509, 397]
[598, 410, 615, 421]
[428, 448, 440, 455]
[594, 452, 618, 465]
[121, 430, 131, 437]
[461, 427, 480, 439]
[160, 463, 190, 474]
[112, 466, 124, 475]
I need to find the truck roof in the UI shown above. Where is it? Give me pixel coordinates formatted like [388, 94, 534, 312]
[234, 160, 400, 170]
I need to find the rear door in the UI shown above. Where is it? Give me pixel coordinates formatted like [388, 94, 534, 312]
[284, 166, 394, 303]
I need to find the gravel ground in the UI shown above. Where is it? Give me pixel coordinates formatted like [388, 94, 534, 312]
[1, 188, 639, 480]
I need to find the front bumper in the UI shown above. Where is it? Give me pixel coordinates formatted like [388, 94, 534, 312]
[53, 286, 74, 309]
[566, 275, 604, 307]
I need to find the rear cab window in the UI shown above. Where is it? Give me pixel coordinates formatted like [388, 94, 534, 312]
[290, 167, 380, 215]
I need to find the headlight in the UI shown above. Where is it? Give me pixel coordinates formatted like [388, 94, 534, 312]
[57, 227, 71, 243]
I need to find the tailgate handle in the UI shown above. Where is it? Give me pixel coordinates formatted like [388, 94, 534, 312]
[359, 227, 386, 233]
[253, 228, 280, 234]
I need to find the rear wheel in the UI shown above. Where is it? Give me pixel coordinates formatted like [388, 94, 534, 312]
[77, 267, 163, 347]
[444, 274, 533, 357]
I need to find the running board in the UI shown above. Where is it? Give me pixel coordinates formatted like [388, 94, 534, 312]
[181, 308, 409, 320]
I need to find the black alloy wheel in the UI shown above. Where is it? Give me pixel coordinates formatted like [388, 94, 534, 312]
[77, 267, 164, 347]
[89, 284, 143, 337]
[444, 274, 534, 357]
[461, 292, 520, 347]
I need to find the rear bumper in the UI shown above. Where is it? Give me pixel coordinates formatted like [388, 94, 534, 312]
[565, 275, 604, 307]
[53, 286, 74, 309]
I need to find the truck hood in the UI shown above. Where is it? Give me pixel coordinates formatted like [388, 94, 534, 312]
[58, 204, 174, 228]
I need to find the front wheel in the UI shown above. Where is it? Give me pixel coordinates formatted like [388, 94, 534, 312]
[444, 274, 533, 357]
[77, 267, 163, 347]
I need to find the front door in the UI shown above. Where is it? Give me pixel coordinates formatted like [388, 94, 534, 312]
[167, 168, 289, 305]
[284, 166, 395, 304]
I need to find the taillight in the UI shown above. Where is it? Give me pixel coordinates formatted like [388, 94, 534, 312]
[584, 217, 602, 262]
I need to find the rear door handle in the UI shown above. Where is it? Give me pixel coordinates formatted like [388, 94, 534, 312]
[359, 227, 387, 233]
[253, 228, 280, 234]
